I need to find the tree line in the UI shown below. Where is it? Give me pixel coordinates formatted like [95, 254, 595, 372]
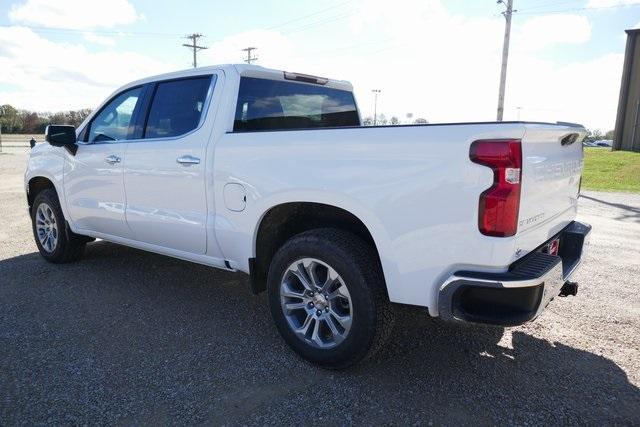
[0, 104, 92, 134]
[0, 103, 614, 138]
[584, 129, 614, 143]
[362, 114, 428, 126]
[363, 114, 614, 141]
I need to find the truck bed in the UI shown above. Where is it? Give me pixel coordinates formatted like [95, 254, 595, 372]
[215, 120, 586, 311]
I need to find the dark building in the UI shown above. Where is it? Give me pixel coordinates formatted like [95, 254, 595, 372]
[614, 28, 640, 152]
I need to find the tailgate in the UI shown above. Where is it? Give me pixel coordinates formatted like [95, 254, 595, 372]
[517, 124, 586, 237]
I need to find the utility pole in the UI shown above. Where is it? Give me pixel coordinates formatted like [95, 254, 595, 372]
[496, 0, 513, 121]
[182, 33, 208, 68]
[242, 47, 258, 64]
[372, 89, 381, 126]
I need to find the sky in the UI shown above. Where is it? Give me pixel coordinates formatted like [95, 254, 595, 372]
[0, 0, 639, 131]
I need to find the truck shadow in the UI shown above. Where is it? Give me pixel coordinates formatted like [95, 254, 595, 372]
[580, 193, 640, 223]
[350, 312, 640, 424]
[1, 241, 638, 425]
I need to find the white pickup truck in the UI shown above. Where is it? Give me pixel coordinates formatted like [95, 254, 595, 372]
[25, 64, 591, 368]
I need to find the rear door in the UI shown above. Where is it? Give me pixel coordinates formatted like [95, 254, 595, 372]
[518, 124, 585, 236]
[122, 74, 216, 254]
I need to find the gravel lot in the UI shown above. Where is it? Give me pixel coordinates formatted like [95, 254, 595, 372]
[1, 148, 639, 425]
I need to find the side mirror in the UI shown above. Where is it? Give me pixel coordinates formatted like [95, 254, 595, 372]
[45, 125, 77, 155]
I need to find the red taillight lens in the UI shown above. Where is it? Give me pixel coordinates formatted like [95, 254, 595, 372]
[470, 139, 522, 237]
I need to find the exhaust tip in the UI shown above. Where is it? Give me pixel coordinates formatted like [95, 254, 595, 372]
[559, 281, 578, 297]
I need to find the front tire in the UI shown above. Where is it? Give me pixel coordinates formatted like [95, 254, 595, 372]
[31, 189, 86, 263]
[267, 228, 393, 369]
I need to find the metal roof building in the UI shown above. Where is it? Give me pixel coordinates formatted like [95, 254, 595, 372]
[614, 28, 640, 152]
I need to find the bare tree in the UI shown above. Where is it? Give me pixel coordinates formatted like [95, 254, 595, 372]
[0, 104, 93, 133]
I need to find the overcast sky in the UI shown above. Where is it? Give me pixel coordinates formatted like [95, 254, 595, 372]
[1, 0, 638, 130]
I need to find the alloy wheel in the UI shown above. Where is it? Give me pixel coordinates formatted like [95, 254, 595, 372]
[280, 258, 353, 349]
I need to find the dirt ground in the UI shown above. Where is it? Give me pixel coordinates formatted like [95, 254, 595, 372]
[1, 147, 639, 425]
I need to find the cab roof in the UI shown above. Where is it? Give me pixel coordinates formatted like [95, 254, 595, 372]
[125, 64, 354, 92]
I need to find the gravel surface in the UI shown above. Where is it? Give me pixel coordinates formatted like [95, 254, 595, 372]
[1, 148, 639, 425]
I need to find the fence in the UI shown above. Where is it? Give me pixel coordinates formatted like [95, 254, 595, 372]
[0, 133, 45, 152]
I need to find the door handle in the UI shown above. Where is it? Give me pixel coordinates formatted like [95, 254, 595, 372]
[177, 155, 200, 165]
[105, 155, 121, 165]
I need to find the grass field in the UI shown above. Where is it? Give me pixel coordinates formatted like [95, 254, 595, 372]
[582, 147, 640, 193]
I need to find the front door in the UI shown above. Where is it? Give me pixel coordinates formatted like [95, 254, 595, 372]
[64, 86, 144, 238]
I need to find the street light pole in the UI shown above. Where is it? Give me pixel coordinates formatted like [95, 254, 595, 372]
[372, 89, 381, 126]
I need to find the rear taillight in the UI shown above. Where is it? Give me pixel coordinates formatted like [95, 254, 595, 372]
[470, 139, 522, 237]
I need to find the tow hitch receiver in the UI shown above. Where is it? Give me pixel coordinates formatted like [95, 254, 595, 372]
[559, 281, 578, 297]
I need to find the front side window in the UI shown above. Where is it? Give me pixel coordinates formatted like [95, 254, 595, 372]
[87, 86, 142, 143]
[233, 77, 359, 132]
[144, 76, 212, 139]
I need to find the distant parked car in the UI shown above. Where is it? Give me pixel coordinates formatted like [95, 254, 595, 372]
[594, 140, 613, 147]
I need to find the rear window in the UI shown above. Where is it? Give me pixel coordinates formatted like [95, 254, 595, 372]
[144, 76, 212, 139]
[233, 77, 359, 132]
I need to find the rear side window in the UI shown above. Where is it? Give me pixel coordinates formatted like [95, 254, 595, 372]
[144, 76, 212, 139]
[233, 77, 359, 132]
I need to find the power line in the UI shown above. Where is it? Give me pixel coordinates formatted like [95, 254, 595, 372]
[0, 24, 181, 37]
[4, 1, 357, 43]
[3, 2, 355, 39]
[281, 12, 354, 35]
[516, 2, 640, 15]
[242, 47, 258, 64]
[182, 33, 208, 68]
[515, 0, 581, 12]
[264, 0, 353, 30]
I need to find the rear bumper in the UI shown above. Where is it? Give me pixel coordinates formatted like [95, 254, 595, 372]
[438, 221, 591, 326]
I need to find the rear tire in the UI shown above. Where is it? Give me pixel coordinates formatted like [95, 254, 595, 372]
[267, 228, 393, 369]
[31, 188, 86, 263]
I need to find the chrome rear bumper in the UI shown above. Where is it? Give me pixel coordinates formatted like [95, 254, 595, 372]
[438, 221, 591, 326]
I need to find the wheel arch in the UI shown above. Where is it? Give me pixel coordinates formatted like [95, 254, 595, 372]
[27, 176, 58, 210]
[250, 201, 393, 296]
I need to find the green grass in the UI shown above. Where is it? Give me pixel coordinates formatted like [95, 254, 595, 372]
[582, 147, 640, 193]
